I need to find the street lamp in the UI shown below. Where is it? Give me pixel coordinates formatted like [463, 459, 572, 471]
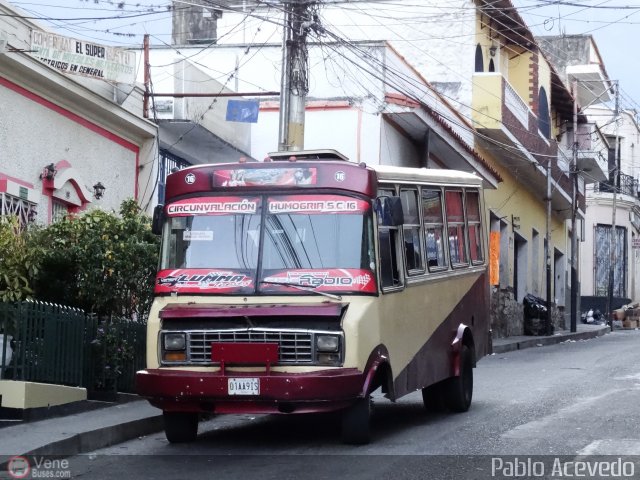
[93, 182, 106, 200]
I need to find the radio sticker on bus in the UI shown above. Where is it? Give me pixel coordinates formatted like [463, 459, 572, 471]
[166, 197, 260, 216]
[155, 269, 254, 294]
[261, 269, 376, 293]
[267, 195, 369, 214]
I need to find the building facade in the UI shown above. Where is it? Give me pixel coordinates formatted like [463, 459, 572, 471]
[0, 0, 158, 224]
[539, 34, 639, 312]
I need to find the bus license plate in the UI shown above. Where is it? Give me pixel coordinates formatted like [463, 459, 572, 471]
[228, 378, 260, 395]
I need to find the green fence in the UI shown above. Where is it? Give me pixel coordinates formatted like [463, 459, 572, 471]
[0, 301, 146, 394]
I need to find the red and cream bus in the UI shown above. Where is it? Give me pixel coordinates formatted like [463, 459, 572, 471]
[136, 150, 491, 444]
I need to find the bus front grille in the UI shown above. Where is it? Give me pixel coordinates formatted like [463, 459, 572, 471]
[187, 329, 314, 365]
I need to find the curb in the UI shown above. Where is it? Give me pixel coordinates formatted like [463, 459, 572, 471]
[0, 414, 163, 469]
[492, 326, 610, 354]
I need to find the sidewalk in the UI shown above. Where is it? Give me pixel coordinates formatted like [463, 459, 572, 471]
[492, 322, 611, 353]
[0, 323, 612, 465]
[0, 400, 163, 467]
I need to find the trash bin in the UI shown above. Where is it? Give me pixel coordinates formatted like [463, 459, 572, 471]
[523, 293, 551, 336]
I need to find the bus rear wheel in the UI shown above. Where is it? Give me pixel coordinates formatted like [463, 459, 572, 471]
[444, 345, 473, 412]
[163, 411, 199, 443]
[341, 395, 371, 445]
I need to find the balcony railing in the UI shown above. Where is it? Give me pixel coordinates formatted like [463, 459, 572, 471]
[595, 173, 639, 198]
[503, 80, 529, 129]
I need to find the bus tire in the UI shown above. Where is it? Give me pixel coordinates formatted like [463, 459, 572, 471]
[444, 345, 473, 413]
[341, 395, 371, 445]
[421, 381, 445, 412]
[163, 411, 199, 443]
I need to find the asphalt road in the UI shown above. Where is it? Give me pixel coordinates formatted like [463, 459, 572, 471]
[66, 330, 640, 479]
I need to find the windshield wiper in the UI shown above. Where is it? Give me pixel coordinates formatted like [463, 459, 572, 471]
[258, 280, 343, 301]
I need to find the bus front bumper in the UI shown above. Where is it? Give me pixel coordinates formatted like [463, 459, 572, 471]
[136, 368, 366, 414]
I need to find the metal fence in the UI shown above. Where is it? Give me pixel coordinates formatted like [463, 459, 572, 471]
[0, 300, 146, 394]
[595, 173, 640, 198]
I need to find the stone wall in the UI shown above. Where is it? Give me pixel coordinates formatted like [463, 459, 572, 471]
[491, 287, 565, 338]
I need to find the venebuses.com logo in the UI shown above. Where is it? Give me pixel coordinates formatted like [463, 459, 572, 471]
[7, 456, 71, 479]
[7, 457, 30, 479]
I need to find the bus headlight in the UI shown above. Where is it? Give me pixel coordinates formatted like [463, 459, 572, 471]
[164, 332, 186, 351]
[316, 334, 340, 352]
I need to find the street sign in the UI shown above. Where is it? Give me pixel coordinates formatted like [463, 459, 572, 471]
[30, 30, 136, 84]
[226, 100, 259, 123]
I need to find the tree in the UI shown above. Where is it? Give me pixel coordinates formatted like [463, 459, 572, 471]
[34, 199, 159, 320]
[0, 217, 42, 303]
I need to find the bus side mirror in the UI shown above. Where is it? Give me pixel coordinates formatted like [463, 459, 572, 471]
[376, 196, 404, 226]
[152, 204, 164, 235]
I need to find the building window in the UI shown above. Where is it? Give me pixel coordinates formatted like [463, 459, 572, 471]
[1, 193, 36, 228]
[474, 44, 484, 72]
[538, 87, 551, 139]
[52, 200, 69, 222]
[594, 224, 626, 298]
[159, 149, 191, 203]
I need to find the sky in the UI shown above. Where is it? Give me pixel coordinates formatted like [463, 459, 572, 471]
[6, 0, 640, 111]
[514, 0, 640, 112]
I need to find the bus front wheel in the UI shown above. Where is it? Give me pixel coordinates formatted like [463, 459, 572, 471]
[341, 395, 371, 445]
[163, 411, 199, 443]
[444, 345, 473, 412]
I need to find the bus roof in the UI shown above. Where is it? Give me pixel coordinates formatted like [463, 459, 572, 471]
[163, 160, 482, 203]
[372, 164, 483, 187]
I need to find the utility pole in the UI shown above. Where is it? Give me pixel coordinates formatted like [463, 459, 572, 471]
[143, 34, 150, 119]
[546, 151, 553, 335]
[606, 81, 620, 331]
[278, 1, 313, 152]
[570, 80, 578, 333]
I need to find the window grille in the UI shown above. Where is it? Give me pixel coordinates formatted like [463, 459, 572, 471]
[0, 193, 36, 228]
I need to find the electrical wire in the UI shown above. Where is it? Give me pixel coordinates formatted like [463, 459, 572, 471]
[11, 0, 637, 176]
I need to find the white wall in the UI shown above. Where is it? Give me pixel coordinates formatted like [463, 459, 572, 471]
[0, 84, 138, 221]
[250, 105, 381, 163]
[1, 0, 158, 218]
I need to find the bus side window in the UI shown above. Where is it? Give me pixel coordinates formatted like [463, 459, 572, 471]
[445, 189, 469, 267]
[377, 187, 402, 289]
[422, 188, 447, 270]
[400, 188, 424, 274]
[466, 190, 484, 264]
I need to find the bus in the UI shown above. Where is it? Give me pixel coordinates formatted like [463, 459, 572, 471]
[136, 150, 491, 445]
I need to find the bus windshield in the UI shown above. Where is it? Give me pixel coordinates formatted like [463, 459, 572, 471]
[157, 194, 377, 295]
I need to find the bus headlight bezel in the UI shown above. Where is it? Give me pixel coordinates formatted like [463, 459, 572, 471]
[315, 334, 343, 366]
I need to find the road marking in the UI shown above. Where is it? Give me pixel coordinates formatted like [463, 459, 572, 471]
[579, 439, 640, 455]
